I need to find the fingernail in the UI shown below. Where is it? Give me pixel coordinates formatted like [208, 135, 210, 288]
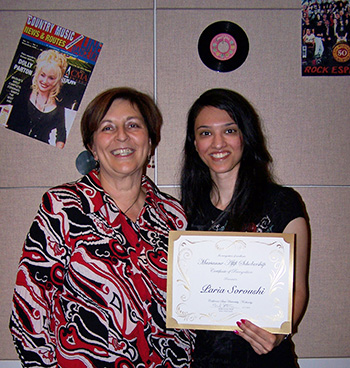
[233, 330, 239, 335]
[241, 319, 247, 324]
[236, 321, 242, 328]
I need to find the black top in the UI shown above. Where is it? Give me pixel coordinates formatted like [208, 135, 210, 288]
[189, 183, 305, 233]
[27, 100, 66, 144]
[190, 183, 306, 368]
[6, 83, 66, 145]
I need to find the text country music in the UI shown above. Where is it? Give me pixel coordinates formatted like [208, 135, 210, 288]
[23, 15, 102, 63]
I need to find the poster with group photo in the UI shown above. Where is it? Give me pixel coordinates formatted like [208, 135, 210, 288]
[0, 14, 103, 148]
[302, 0, 350, 76]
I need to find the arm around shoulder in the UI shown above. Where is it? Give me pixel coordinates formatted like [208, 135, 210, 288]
[283, 216, 310, 331]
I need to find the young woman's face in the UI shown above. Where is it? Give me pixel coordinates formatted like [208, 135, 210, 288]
[194, 106, 243, 178]
[92, 99, 151, 181]
[36, 64, 59, 93]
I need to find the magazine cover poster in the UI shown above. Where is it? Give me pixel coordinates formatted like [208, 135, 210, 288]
[0, 15, 103, 148]
[302, 1, 350, 76]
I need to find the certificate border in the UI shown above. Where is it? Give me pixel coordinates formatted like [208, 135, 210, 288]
[166, 231, 294, 334]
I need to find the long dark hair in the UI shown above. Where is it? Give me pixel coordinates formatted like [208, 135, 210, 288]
[181, 88, 274, 230]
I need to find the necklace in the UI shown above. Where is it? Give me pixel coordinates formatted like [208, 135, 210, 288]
[123, 190, 142, 214]
[35, 92, 49, 112]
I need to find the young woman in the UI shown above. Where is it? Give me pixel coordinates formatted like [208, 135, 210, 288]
[181, 88, 310, 367]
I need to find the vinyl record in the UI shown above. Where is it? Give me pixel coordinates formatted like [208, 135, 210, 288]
[198, 21, 249, 72]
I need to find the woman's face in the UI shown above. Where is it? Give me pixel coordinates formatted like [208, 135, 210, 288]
[36, 64, 59, 93]
[92, 99, 151, 181]
[194, 106, 243, 179]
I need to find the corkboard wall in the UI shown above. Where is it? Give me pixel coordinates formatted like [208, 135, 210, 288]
[0, 0, 349, 361]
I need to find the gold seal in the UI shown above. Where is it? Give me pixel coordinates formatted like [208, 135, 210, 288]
[332, 42, 350, 63]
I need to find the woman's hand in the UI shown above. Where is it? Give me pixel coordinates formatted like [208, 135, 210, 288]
[234, 319, 285, 355]
[233, 217, 309, 356]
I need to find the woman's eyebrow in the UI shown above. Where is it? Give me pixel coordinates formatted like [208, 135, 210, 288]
[196, 121, 237, 129]
[100, 116, 144, 124]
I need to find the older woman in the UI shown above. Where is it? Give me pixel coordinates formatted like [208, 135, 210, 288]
[7, 49, 67, 148]
[181, 88, 310, 368]
[10, 87, 193, 367]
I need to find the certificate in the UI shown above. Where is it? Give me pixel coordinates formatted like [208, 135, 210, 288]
[166, 231, 294, 334]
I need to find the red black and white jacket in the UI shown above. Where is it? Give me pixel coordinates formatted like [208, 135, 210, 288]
[10, 170, 193, 367]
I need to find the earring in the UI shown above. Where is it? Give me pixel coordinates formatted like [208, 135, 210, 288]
[92, 152, 99, 168]
[147, 154, 155, 169]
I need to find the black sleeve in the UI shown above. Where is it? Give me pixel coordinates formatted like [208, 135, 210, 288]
[55, 105, 66, 143]
[269, 186, 307, 233]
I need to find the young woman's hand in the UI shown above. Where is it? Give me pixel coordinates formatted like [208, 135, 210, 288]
[234, 319, 285, 355]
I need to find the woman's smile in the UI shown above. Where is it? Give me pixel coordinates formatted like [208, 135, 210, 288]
[111, 147, 135, 157]
[210, 151, 230, 160]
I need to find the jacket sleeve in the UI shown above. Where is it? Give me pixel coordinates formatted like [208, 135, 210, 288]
[9, 190, 70, 367]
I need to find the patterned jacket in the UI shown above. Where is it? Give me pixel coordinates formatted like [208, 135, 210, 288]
[10, 170, 193, 367]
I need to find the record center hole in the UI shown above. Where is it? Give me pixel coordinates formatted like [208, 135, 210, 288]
[218, 41, 230, 53]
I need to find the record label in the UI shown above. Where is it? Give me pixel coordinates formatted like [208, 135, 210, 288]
[210, 33, 237, 61]
[198, 21, 249, 72]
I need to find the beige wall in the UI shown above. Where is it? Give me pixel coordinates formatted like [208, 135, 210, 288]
[0, 0, 349, 361]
